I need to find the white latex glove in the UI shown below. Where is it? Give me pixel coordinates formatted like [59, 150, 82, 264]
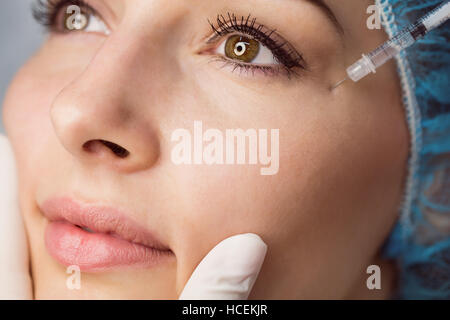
[179, 233, 267, 300]
[0, 134, 33, 299]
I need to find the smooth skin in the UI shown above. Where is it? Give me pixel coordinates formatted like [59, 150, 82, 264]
[2, 0, 409, 299]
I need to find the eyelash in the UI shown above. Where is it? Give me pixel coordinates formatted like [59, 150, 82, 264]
[32, 0, 95, 32]
[208, 13, 307, 78]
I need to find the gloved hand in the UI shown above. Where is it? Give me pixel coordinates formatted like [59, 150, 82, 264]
[179, 233, 267, 299]
[0, 135, 267, 300]
[0, 134, 33, 299]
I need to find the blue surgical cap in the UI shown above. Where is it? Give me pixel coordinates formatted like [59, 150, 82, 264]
[376, 0, 450, 299]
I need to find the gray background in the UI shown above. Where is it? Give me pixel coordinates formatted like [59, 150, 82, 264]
[0, 0, 45, 133]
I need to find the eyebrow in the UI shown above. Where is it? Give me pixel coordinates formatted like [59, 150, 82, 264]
[305, 0, 344, 35]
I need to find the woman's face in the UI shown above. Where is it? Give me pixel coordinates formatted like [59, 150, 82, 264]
[3, 0, 409, 299]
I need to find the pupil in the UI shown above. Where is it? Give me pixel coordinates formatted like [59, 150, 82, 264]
[234, 42, 247, 56]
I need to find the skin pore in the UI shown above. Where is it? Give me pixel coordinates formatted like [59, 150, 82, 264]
[2, 0, 408, 299]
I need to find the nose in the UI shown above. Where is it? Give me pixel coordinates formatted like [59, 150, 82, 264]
[50, 47, 160, 173]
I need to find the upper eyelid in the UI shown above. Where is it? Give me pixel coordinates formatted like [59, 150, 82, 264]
[206, 14, 270, 43]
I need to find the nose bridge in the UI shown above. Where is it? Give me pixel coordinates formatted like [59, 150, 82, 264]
[88, 0, 188, 84]
[71, 0, 190, 101]
[66, 5, 183, 112]
[81, 32, 155, 97]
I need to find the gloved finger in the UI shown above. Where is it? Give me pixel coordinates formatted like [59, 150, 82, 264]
[179, 233, 267, 300]
[0, 135, 33, 299]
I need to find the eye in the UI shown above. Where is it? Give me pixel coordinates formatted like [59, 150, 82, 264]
[206, 13, 307, 78]
[32, 0, 110, 35]
[217, 35, 277, 65]
[61, 5, 110, 34]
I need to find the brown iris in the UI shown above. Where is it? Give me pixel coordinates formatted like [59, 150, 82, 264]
[224, 35, 260, 63]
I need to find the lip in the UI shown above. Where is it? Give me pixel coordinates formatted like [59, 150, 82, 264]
[40, 197, 173, 272]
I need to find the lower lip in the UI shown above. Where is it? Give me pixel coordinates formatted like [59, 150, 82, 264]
[45, 221, 172, 272]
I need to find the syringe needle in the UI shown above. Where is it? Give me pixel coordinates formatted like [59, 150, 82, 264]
[331, 77, 348, 90]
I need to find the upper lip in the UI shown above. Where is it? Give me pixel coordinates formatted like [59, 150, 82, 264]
[40, 196, 171, 251]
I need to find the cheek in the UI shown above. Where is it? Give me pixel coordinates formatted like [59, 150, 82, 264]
[3, 36, 104, 150]
[171, 81, 408, 297]
[3, 40, 97, 188]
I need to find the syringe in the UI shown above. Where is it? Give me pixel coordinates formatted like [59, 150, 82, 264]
[332, 1, 450, 90]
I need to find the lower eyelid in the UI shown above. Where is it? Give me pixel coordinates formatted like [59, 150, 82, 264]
[209, 55, 300, 79]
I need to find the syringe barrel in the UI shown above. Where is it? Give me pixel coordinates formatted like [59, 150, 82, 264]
[367, 33, 410, 66]
[421, 1, 450, 31]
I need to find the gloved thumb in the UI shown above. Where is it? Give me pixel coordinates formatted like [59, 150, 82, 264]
[179, 233, 267, 300]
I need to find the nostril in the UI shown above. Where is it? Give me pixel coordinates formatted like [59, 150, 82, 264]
[100, 140, 130, 158]
[83, 139, 130, 158]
